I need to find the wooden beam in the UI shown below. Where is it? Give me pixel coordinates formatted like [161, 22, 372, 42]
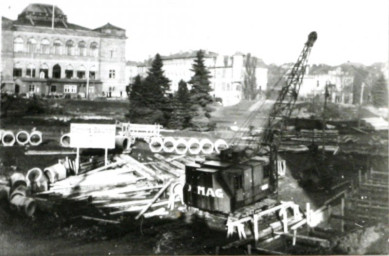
[135, 179, 173, 220]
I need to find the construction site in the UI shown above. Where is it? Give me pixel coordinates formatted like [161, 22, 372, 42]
[0, 31, 388, 255]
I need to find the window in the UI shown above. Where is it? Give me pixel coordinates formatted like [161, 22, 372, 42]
[90, 42, 98, 57]
[52, 64, 61, 79]
[27, 38, 37, 53]
[50, 85, 57, 92]
[109, 69, 115, 79]
[65, 70, 73, 79]
[39, 64, 49, 78]
[14, 37, 24, 52]
[78, 41, 86, 56]
[65, 64, 73, 79]
[89, 71, 96, 79]
[77, 65, 86, 79]
[77, 71, 86, 79]
[26, 64, 36, 78]
[66, 40, 74, 55]
[54, 40, 62, 55]
[13, 68, 22, 77]
[64, 85, 77, 93]
[41, 39, 50, 54]
[29, 84, 35, 92]
[234, 175, 243, 190]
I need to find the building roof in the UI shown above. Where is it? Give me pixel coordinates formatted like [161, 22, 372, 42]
[3, 4, 125, 38]
[21, 3, 65, 16]
[93, 23, 125, 32]
[161, 50, 218, 60]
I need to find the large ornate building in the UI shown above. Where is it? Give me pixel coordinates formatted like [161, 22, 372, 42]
[1, 4, 127, 98]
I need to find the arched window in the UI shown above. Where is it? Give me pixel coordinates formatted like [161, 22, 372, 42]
[27, 38, 37, 53]
[13, 62, 23, 77]
[52, 64, 61, 79]
[26, 63, 36, 78]
[77, 65, 86, 79]
[41, 39, 50, 54]
[39, 63, 49, 78]
[66, 40, 74, 56]
[54, 39, 62, 55]
[90, 42, 98, 57]
[14, 37, 24, 52]
[78, 41, 86, 56]
[65, 64, 74, 79]
[89, 65, 96, 79]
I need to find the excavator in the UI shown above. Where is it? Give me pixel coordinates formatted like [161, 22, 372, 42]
[183, 32, 318, 215]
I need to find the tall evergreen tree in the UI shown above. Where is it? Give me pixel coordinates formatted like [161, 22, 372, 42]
[371, 75, 388, 107]
[142, 53, 171, 124]
[145, 53, 170, 97]
[189, 50, 212, 96]
[177, 79, 189, 104]
[188, 50, 215, 130]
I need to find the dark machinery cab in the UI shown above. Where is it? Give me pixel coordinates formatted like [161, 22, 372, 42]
[184, 158, 277, 214]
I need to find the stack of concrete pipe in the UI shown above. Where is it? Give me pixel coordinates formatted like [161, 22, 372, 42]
[0, 129, 43, 147]
[149, 137, 229, 155]
[0, 159, 73, 218]
[0, 173, 37, 217]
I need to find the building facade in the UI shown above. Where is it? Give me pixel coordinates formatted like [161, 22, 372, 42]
[126, 51, 268, 106]
[1, 4, 127, 98]
[299, 66, 354, 104]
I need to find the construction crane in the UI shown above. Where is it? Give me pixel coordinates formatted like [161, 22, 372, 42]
[183, 32, 318, 215]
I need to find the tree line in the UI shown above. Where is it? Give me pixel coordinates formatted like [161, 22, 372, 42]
[127, 50, 215, 130]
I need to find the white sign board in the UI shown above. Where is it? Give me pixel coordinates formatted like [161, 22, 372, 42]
[70, 123, 116, 149]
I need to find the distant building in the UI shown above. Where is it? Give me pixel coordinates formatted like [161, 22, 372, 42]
[300, 66, 354, 104]
[1, 4, 127, 98]
[126, 51, 268, 106]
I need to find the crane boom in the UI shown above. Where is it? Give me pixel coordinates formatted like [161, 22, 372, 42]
[259, 32, 317, 150]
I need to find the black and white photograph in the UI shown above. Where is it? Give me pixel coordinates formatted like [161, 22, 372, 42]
[0, 0, 388, 255]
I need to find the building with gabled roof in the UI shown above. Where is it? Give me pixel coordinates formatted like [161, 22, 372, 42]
[1, 3, 127, 98]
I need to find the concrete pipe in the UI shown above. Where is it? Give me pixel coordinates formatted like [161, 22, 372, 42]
[0, 185, 10, 201]
[2, 131, 15, 147]
[60, 133, 71, 147]
[16, 131, 30, 146]
[29, 131, 42, 146]
[188, 138, 201, 155]
[162, 137, 176, 153]
[26, 167, 48, 193]
[174, 138, 189, 155]
[44, 163, 67, 184]
[214, 139, 229, 154]
[9, 172, 27, 192]
[200, 138, 214, 155]
[115, 136, 129, 150]
[149, 137, 163, 153]
[10, 185, 28, 199]
[10, 194, 36, 217]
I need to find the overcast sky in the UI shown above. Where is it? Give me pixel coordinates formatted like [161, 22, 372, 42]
[1, 0, 388, 66]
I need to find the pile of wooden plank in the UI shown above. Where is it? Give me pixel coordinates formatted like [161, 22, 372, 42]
[36, 154, 194, 220]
